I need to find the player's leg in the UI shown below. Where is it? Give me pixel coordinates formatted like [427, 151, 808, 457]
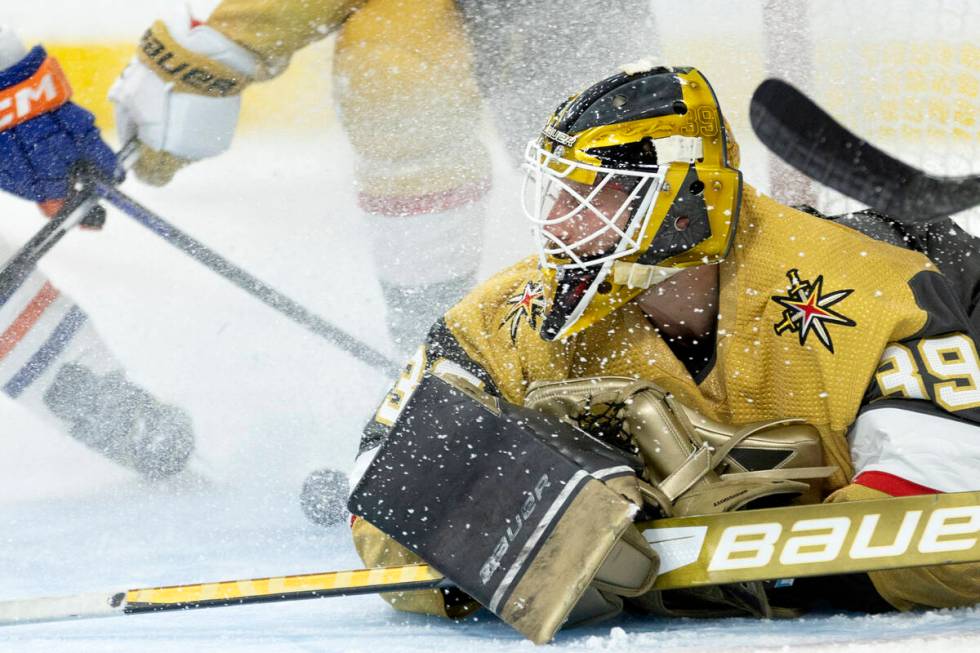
[333, 0, 490, 354]
[0, 250, 193, 478]
[458, 0, 657, 159]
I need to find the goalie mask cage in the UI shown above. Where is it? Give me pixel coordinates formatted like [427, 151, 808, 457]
[651, 0, 980, 230]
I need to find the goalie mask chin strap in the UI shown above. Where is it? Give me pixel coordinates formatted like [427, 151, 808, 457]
[611, 260, 685, 289]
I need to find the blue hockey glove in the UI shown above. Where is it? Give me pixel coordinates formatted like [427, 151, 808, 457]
[0, 44, 119, 226]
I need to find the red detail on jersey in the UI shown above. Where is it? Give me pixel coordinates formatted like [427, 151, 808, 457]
[855, 470, 940, 497]
[0, 282, 60, 360]
[515, 285, 539, 312]
[0, 57, 73, 132]
[784, 290, 834, 322]
[350, 514, 359, 527]
[358, 178, 491, 217]
[190, 17, 206, 29]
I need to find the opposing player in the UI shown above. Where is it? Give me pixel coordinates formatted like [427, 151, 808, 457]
[346, 66, 980, 641]
[0, 25, 194, 479]
[107, 0, 652, 354]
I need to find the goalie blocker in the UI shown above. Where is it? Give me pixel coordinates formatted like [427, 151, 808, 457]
[347, 372, 660, 644]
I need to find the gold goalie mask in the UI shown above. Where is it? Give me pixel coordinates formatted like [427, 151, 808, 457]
[522, 66, 743, 341]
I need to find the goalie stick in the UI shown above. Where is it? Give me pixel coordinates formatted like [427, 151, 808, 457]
[750, 78, 980, 222]
[1, 490, 977, 628]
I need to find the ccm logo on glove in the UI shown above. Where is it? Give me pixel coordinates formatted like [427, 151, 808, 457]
[0, 56, 71, 131]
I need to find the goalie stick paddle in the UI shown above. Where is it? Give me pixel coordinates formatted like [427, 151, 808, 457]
[750, 78, 980, 222]
[1, 490, 977, 627]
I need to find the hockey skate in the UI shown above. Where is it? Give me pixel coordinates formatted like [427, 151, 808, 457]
[43, 363, 194, 479]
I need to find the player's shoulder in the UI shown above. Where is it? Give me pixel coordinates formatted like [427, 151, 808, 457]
[438, 256, 567, 402]
[741, 186, 933, 274]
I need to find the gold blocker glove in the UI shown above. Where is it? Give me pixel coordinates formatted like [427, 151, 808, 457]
[525, 376, 837, 618]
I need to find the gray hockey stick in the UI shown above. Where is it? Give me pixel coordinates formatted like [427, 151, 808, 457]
[0, 145, 400, 376]
[94, 181, 401, 376]
[0, 140, 141, 306]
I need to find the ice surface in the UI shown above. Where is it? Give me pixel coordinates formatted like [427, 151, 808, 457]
[0, 132, 978, 651]
[1, 0, 979, 644]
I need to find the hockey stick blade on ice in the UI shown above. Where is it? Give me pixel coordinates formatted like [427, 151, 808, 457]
[750, 78, 980, 222]
[1, 490, 977, 627]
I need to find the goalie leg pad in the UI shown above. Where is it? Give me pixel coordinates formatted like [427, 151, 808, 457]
[592, 524, 660, 598]
[562, 524, 660, 628]
[828, 483, 980, 611]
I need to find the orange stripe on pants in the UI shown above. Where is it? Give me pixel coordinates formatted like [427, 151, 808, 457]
[0, 282, 60, 361]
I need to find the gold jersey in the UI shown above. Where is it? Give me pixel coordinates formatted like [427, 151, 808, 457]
[207, 0, 367, 74]
[356, 188, 980, 619]
[387, 186, 936, 491]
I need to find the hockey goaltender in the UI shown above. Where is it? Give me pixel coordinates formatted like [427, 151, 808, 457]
[347, 66, 980, 643]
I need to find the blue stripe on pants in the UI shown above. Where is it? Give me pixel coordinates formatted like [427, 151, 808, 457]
[4, 305, 88, 399]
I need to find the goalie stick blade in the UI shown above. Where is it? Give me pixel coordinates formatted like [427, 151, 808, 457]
[750, 78, 980, 222]
[0, 491, 977, 628]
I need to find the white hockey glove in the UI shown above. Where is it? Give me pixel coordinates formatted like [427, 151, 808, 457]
[108, 7, 258, 186]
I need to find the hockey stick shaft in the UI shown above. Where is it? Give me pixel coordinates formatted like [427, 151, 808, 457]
[0, 194, 97, 305]
[0, 140, 138, 306]
[750, 78, 980, 222]
[94, 181, 401, 377]
[2, 490, 977, 627]
[0, 565, 449, 626]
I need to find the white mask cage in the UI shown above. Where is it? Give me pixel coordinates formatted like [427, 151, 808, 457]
[521, 138, 669, 271]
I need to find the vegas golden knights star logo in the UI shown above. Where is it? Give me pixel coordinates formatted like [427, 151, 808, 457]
[771, 269, 856, 353]
[501, 281, 545, 342]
